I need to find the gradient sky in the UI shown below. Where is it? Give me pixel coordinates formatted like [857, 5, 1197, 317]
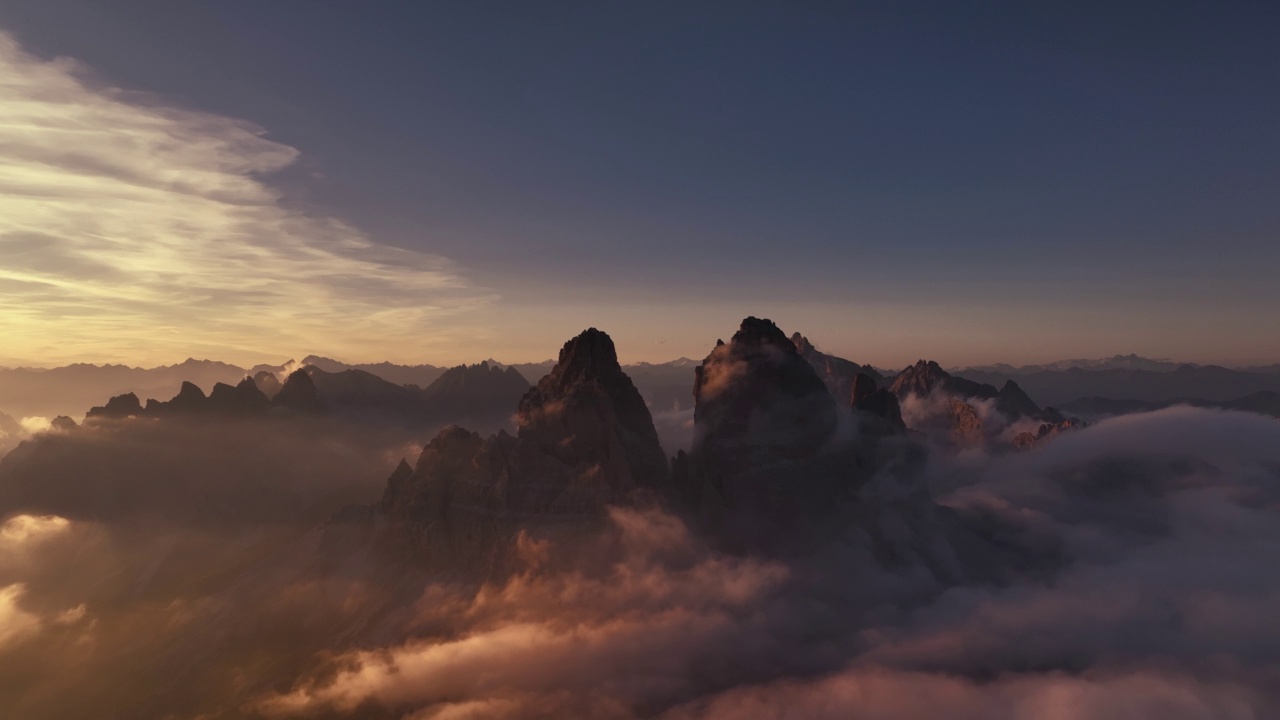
[1, 1, 1277, 368]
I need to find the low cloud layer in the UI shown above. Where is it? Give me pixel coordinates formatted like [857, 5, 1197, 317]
[0, 407, 1278, 718]
[0, 31, 493, 366]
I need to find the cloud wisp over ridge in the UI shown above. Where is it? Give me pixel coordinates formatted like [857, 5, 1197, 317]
[0, 31, 493, 366]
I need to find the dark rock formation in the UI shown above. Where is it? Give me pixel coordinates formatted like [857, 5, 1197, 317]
[144, 381, 207, 415]
[50, 416, 78, 432]
[677, 318, 851, 542]
[889, 360, 999, 401]
[272, 370, 325, 414]
[252, 371, 282, 399]
[790, 333, 884, 400]
[87, 392, 143, 419]
[518, 329, 667, 494]
[300, 367, 420, 422]
[419, 362, 530, 430]
[352, 328, 669, 576]
[996, 380, 1042, 419]
[850, 372, 906, 433]
[207, 378, 271, 415]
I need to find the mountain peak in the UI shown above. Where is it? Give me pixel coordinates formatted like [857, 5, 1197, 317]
[731, 316, 793, 350]
[87, 392, 142, 419]
[789, 332, 815, 355]
[272, 369, 325, 414]
[551, 328, 623, 382]
[889, 359, 953, 397]
[517, 328, 666, 492]
[996, 379, 1042, 419]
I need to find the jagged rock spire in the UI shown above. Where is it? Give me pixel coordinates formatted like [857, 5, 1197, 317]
[518, 328, 667, 493]
[681, 318, 844, 537]
[273, 369, 325, 414]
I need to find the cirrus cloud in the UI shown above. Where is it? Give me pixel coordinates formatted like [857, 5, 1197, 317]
[0, 30, 495, 366]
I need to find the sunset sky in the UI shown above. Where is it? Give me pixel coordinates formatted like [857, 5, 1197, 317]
[1, 2, 1277, 368]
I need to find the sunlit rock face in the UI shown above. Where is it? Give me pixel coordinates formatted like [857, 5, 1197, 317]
[890, 359, 999, 402]
[1012, 417, 1088, 450]
[353, 328, 669, 576]
[890, 360, 1083, 450]
[949, 400, 985, 447]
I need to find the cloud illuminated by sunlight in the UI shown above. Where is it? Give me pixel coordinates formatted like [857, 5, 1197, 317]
[0, 31, 495, 366]
[0, 514, 69, 548]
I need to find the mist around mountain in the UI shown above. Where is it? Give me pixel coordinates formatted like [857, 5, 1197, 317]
[0, 359, 247, 420]
[251, 355, 449, 389]
[1, 321, 1279, 718]
[1059, 390, 1280, 422]
[0, 354, 700, 426]
[0, 411, 24, 457]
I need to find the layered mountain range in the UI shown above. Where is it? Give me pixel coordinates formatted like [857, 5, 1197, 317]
[328, 329, 671, 576]
[8, 347, 1279, 425]
[83, 362, 530, 434]
[318, 318, 1066, 580]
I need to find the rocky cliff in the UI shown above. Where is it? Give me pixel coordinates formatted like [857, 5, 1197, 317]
[348, 328, 669, 575]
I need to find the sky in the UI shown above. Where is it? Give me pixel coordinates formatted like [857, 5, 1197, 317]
[0, 1, 1277, 368]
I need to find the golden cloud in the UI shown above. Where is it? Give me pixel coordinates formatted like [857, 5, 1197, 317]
[0, 31, 495, 366]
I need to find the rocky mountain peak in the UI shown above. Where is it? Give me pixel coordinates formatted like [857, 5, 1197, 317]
[546, 327, 623, 384]
[517, 328, 666, 492]
[996, 379, 1042, 419]
[87, 392, 143, 419]
[889, 359, 952, 397]
[207, 377, 270, 414]
[682, 318, 842, 529]
[252, 371, 282, 399]
[850, 372, 907, 432]
[348, 329, 672, 576]
[789, 331, 885, 402]
[790, 332, 816, 355]
[272, 369, 325, 414]
[693, 317, 833, 434]
[950, 400, 985, 446]
[166, 381, 208, 412]
[730, 316, 794, 350]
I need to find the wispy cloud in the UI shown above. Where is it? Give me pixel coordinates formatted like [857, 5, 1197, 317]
[0, 31, 494, 365]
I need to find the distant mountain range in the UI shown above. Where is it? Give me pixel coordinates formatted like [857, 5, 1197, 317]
[0, 359, 247, 420]
[5, 351, 1280, 426]
[0, 354, 702, 422]
[955, 365, 1280, 407]
[953, 354, 1188, 375]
